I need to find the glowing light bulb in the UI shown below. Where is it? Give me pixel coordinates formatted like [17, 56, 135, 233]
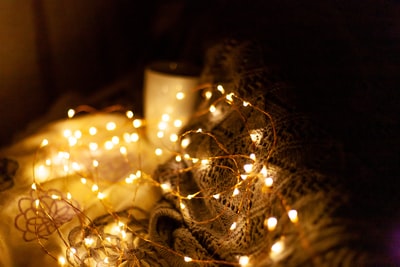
[232, 188, 240, 196]
[89, 142, 98, 151]
[67, 109, 75, 118]
[40, 139, 49, 147]
[239, 256, 250, 266]
[130, 133, 139, 142]
[92, 160, 99, 167]
[176, 92, 185, 100]
[161, 113, 170, 121]
[111, 136, 120, 145]
[230, 222, 237, 231]
[288, 209, 298, 223]
[270, 240, 284, 257]
[209, 104, 216, 113]
[157, 131, 164, 138]
[74, 130, 82, 139]
[106, 122, 116, 131]
[184, 256, 192, 262]
[161, 183, 171, 192]
[243, 101, 250, 107]
[205, 91, 212, 99]
[265, 177, 274, 187]
[158, 121, 167, 130]
[89, 127, 97, 135]
[217, 84, 225, 94]
[244, 164, 253, 173]
[133, 119, 142, 128]
[72, 162, 81, 171]
[126, 110, 134, 119]
[201, 159, 209, 165]
[173, 119, 182, 128]
[35, 199, 40, 209]
[213, 194, 220, 200]
[91, 184, 99, 192]
[67, 192, 72, 200]
[265, 217, 278, 231]
[175, 155, 182, 162]
[260, 165, 268, 177]
[80, 177, 87, 184]
[226, 93, 234, 102]
[58, 256, 67, 266]
[155, 148, 163, 156]
[68, 136, 77, 146]
[181, 137, 190, 148]
[63, 129, 72, 138]
[170, 133, 178, 142]
[249, 153, 256, 160]
[104, 141, 113, 150]
[120, 146, 127, 155]
[97, 192, 105, 200]
[31, 183, 37, 190]
[180, 202, 186, 210]
[192, 158, 199, 163]
[84, 237, 95, 247]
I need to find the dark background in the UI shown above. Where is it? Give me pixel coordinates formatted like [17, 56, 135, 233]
[0, 0, 399, 262]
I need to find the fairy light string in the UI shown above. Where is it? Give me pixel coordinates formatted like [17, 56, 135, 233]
[12, 83, 308, 266]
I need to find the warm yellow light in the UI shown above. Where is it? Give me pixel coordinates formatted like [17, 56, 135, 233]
[111, 136, 120, 145]
[205, 91, 212, 99]
[209, 104, 216, 113]
[240, 174, 248, 180]
[133, 119, 142, 128]
[51, 194, 60, 200]
[239, 256, 250, 266]
[67, 192, 72, 200]
[120, 146, 127, 155]
[35, 165, 49, 181]
[68, 136, 78, 146]
[265, 217, 278, 231]
[173, 119, 182, 128]
[232, 188, 240, 196]
[288, 209, 298, 223]
[230, 222, 237, 230]
[265, 177, 274, 187]
[126, 110, 134, 119]
[92, 160, 99, 167]
[181, 137, 190, 148]
[106, 122, 117, 131]
[35, 199, 40, 209]
[91, 184, 99, 192]
[217, 84, 225, 94]
[58, 256, 67, 266]
[192, 158, 199, 163]
[63, 129, 72, 138]
[213, 193, 220, 199]
[260, 165, 268, 177]
[180, 202, 186, 210]
[89, 126, 97, 135]
[104, 141, 114, 150]
[155, 148, 163, 156]
[67, 109, 75, 119]
[161, 113, 170, 121]
[201, 159, 209, 165]
[80, 177, 87, 184]
[130, 133, 139, 142]
[84, 237, 95, 247]
[72, 162, 81, 171]
[31, 183, 37, 190]
[250, 153, 256, 160]
[74, 130, 82, 139]
[170, 133, 178, 142]
[161, 183, 171, 192]
[184, 256, 192, 262]
[175, 155, 182, 162]
[157, 131, 164, 138]
[97, 192, 106, 199]
[244, 163, 253, 173]
[89, 142, 98, 151]
[226, 92, 234, 102]
[40, 139, 49, 147]
[176, 92, 185, 100]
[158, 121, 167, 130]
[271, 240, 284, 255]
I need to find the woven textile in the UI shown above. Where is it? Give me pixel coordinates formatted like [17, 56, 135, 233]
[137, 39, 374, 266]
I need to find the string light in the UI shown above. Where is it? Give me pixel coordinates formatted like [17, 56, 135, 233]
[17, 84, 283, 267]
[288, 209, 298, 223]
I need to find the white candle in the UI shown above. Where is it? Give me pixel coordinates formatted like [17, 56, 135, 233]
[143, 61, 200, 150]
